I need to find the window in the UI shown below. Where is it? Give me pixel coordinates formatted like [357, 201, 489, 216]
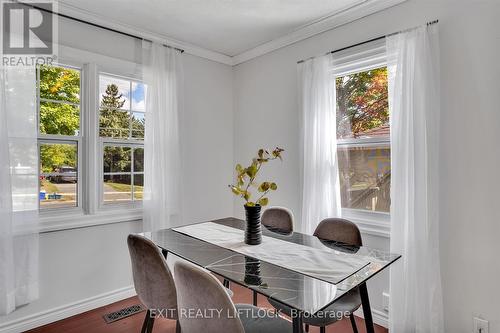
[37, 64, 81, 210]
[99, 74, 146, 205]
[335, 64, 390, 214]
[36, 59, 146, 227]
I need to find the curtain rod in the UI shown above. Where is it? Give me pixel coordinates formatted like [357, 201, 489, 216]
[18, 1, 185, 53]
[297, 19, 438, 64]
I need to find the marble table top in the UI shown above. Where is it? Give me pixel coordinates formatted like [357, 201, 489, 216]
[151, 217, 401, 315]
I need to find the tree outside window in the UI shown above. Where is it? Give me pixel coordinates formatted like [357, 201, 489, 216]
[335, 67, 390, 213]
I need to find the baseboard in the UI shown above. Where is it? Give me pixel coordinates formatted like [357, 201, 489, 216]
[354, 308, 389, 328]
[0, 286, 136, 333]
[0, 286, 387, 332]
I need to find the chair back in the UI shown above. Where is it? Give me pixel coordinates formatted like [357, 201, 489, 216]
[261, 206, 294, 233]
[127, 234, 177, 318]
[174, 260, 245, 333]
[313, 218, 363, 246]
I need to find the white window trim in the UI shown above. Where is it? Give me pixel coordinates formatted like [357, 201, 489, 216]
[38, 45, 144, 232]
[342, 208, 390, 238]
[332, 38, 391, 238]
[38, 209, 142, 233]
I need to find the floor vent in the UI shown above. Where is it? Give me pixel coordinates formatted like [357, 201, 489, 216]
[103, 304, 146, 324]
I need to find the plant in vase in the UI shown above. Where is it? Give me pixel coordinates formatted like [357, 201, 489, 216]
[229, 147, 284, 245]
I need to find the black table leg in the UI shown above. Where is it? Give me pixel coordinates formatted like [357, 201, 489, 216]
[359, 282, 374, 333]
[292, 312, 304, 333]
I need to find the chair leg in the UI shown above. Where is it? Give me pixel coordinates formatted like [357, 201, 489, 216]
[350, 315, 359, 333]
[304, 324, 309, 332]
[223, 278, 230, 288]
[141, 310, 150, 333]
[146, 316, 155, 333]
[319, 327, 326, 333]
[253, 290, 258, 306]
[176, 320, 181, 333]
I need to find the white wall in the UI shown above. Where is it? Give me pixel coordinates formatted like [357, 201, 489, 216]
[233, 0, 500, 331]
[0, 221, 142, 331]
[0, 15, 234, 332]
[2, 1, 499, 332]
[181, 54, 234, 224]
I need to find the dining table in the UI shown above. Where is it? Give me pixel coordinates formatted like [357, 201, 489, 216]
[149, 217, 401, 333]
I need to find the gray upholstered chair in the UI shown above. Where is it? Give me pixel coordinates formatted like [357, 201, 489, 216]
[127, 234, 180, 333]
[174, 260, 292, 333]
[268, 218, 363, 333]
[313, 218, 362, 247]
[261, 206, 294, 234]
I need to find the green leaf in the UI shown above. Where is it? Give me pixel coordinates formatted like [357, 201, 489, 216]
[246, 201, 256, 207]
[246, 164, 258, 178]
[272, 147, 284, 161]
[257, 197, 269, 206]
[229, 185, 241, 195]
[258, 149, 264, 158]
[270, 182, 277, 190]
[236, 164, 243, 172]
[258, 182, 270, 192]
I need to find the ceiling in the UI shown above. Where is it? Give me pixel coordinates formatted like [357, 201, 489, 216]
[58, 0, 369, 57]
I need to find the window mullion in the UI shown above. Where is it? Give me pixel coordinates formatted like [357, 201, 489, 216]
[84, 63, 99, 215]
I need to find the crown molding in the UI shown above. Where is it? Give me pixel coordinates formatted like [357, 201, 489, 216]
[57, 0, 406, 67]
[57, 2, 234, 66]
[231, 0, 407, 65]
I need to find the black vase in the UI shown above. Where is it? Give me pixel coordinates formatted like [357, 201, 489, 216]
[244, 257, 263, 286]
[244, 204, 262, 245]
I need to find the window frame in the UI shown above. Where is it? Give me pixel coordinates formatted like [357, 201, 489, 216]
[97, 71, 145, 210]
[37, 46, 144, 231]
[37, 62, 84, 215]
[331, 39, 390, 236]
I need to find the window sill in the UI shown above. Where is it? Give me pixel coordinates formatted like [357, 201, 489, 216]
[38, 209, 142, 233]
[342, 208, 390, 238]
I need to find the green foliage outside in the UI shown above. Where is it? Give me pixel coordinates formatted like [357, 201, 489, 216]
[99, 79, 144, 186]
[336, 67, 389, 138]
[39, 65, 80, 173]
[99, 83, 128, 137]
[39, 65, 80, 104]
[40, 102, 80, 136]
[229, 147, 284, 207]
[99, 82, 145, 139]
[40, 144, 76, 173]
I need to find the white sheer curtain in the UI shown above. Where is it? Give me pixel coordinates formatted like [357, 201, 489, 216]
[387, 24, 444, 333]
[300, 55, 341, 234]
[0, 67, 39, 315]
[142, 42, 183, 233]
